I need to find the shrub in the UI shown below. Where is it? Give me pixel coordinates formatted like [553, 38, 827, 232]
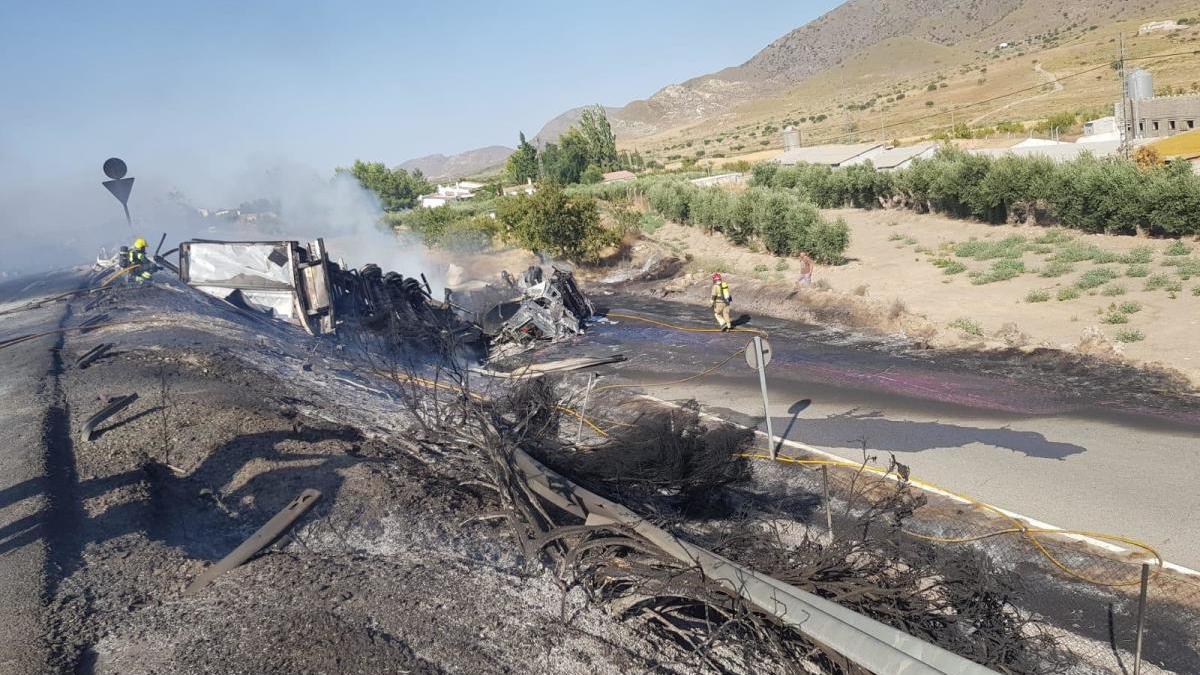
[1100, 284, 1126, 296]
[1101, 312, 1129, 324]
[1165, 239, 1192, 256]
[933, 258, 967, 274]
[1117, 301, 1141, 314]
[1057, 287, 1081, 301]
[1126, 264, 1150, 278]
[805, 218, 851, 264]
[1034, 229, 1073, 245]
[439, 215, 499, 251]
[496, 184, 615, 262]
[948, 318, 983, 336]
[1051, 240, 1122, 263]
[1114, 329, 1145, 343]
[971, 259, 1024, 284]
[1039, 260, 1074, 277]
[1075, 267, 1118, 290]
[1025, 289, 1051, 302]
[646, 180, 698, 223]
[639, 212, 665, 235]
[1123, 246, 1154, 264]
[955, 235, 1028, 260]
[754, 191, 819, 255]
[1144, 273, 1177, 291]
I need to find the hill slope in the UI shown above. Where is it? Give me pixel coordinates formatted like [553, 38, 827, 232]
[397, 145, 513, 181]
[581, 0, 1194, 142]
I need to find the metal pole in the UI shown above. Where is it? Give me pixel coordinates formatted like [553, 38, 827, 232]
[1133, 562, 1151, 675]
[753, 336, 776, 459]
[575, 372, 597, 444]
[822, 464, 834, 539]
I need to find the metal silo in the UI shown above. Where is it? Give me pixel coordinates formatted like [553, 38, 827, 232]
[1127, 69, 1153, 100]
[782, 126, 801, 151]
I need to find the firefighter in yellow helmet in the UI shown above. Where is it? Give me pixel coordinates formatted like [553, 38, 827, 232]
[126, 237, 155, 284]
[710, 272, 732, 331]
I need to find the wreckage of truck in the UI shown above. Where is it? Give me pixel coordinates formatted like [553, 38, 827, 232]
[147, 238, 595, 358]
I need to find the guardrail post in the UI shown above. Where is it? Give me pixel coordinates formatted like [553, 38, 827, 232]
[1133, 561, 1150, 675]
[575, 372, 597, 444]
[822, 464, 834, 540]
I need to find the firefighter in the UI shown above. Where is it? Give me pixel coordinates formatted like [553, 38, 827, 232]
[126, 237, 154, 284]
[710, 272, 732, 331]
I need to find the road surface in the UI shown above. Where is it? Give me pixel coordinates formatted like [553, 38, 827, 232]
[579, 293, 1200, 569]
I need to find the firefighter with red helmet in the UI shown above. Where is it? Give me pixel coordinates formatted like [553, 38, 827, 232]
[710, 272, 732, 331]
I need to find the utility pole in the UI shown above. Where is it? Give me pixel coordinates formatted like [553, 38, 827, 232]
[1119, 32, 1130, 159]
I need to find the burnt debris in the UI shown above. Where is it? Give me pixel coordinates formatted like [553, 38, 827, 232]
[169, 238, 595, 360]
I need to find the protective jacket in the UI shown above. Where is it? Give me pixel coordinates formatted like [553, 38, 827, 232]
[710, 281, 731, 305]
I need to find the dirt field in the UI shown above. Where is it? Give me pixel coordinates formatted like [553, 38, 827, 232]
[639, 211, 1200, 388]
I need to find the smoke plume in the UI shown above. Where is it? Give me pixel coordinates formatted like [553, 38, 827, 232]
[0, 158, 440, 289]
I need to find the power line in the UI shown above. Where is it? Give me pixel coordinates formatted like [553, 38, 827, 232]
[794, 49, 1199, 146]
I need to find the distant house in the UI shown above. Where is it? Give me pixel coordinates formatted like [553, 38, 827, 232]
[601, 170, 637, 183]
[970, 138, 1152, 163]
[774, 142, 886, 168]
[1122, 93, 1200, 139]
[418, 182, 477, 208]
[502, 178, 537, 197]
[1079, 116, 1121, 144]
[689, 172, 744, 187]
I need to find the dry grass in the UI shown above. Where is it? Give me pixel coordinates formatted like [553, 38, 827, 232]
[625, 4, 1200, 163]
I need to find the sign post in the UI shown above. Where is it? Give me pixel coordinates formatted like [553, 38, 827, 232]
[745, 337, 776, 459]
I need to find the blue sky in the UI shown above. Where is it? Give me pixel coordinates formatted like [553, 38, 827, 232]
[1, 1, 839, 186]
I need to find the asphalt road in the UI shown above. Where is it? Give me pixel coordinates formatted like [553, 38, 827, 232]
[0, 270, 87, 674]
[583, 293, 1200, 569]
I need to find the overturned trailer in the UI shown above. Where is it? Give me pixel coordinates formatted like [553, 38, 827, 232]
[179, 239, 338, 335]
[178, 239, 482, 350]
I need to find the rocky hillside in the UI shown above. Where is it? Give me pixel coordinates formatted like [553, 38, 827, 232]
[549, 0, 1191, 140]
[397, 145, 513, 181]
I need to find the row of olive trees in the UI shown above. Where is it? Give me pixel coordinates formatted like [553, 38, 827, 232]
[751, 147, 1200, 236]
[642, 178, 850, 263]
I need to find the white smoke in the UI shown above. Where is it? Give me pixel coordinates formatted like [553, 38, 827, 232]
[0, 158, 442, 289]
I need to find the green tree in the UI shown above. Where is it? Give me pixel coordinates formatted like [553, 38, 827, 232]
[540, 128, 590, 184]
[338, 160, 431, 211]
[506, 132, 539, 184]
[578, 105, 619, 170]
[496, 183, 615, 261]
[580, 164, 604, 184]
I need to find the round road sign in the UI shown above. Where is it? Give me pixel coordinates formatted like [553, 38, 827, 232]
[744, 337, 773, 370]
[103, 157, 128, 180]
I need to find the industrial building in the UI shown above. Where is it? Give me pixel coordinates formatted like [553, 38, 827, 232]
[1119, 68, 1200, 140]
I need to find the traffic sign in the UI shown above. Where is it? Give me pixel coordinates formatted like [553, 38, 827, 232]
[745, 337, 773, 370]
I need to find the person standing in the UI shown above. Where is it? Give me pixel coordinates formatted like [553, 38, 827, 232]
[797, 252, 814, 286]
[710, 272, 732, 331]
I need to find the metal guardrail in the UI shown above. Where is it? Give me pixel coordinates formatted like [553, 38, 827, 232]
[511, 448, 998, 675]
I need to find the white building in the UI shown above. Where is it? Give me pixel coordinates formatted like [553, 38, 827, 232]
[502, 178, 537, 197]
[418, 182, 478, 208]
[774, 142, 887, 168]
[844, 143, 937, 171]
